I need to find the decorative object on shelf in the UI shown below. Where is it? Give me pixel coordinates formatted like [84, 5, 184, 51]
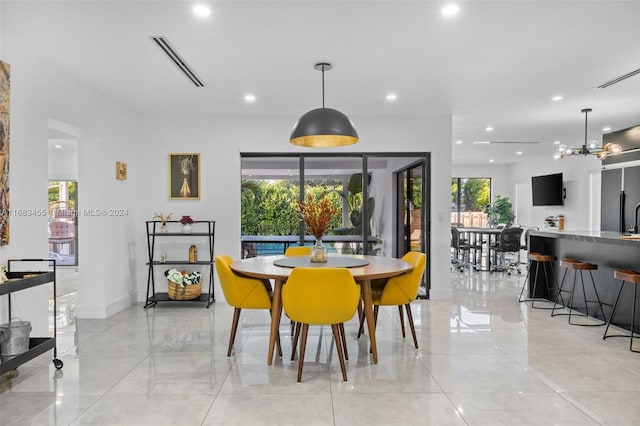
[169, 153, 201, 200]
[0, 265, 7, 283]
[554, 108, 622, 160]
[180, 215, 194, 233]
[153, 212, 172, 233]
[486, 195, 515, 227]
[115, 161, 127, 180]
[290, 62, 358, 148]
[297, 193, 338, 262]
[189, 244, 197, 263]
[164, 268, 202, 300]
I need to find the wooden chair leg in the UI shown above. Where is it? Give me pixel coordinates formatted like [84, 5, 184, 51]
[291, 321, 302, 361]
[338, 323, 348, 360]
[373, 305, 379, 326]
[290, 319, 295, 336]
[276, 329, 283, 357]
[398, 305, 406, 338]
[357, 301, 366, 338]
[297, 324, 309, 383]
[269, 308, 283, 358]
[228, 308, 241, 357]
[332, 324, 348, 381]
[404, 304, 419, 349]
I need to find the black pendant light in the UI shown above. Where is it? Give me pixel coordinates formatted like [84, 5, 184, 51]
[290, 62, 358, 148]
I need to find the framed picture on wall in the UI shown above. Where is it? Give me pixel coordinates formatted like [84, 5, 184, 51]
[169, 153, 200, 200]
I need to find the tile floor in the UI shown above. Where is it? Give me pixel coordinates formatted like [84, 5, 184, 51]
[2, 268, 640, 425]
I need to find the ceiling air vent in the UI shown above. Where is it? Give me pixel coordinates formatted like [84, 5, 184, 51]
[596, 68, 640, 89]
[150, 36, 205, 87]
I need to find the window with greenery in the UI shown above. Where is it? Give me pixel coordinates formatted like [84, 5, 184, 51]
[451, 178, 490, 227]
[240, 178, 345, 236]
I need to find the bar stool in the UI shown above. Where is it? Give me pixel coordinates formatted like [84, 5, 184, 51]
[603, 269, 640, 353]
[551, 259, 606, 326]
[519, 253, 561, 309]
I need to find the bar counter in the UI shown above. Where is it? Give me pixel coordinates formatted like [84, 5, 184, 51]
[529, 229, 640, 330]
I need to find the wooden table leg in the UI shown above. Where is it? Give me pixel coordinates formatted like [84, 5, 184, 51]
[361, 278, 378, 364]
[267, 279, 283, 365]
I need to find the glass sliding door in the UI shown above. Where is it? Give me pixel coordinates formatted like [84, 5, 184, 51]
[240, 152, 430, 296]
[303, 156, 367, 255]
[391, 157, 429, 297]
[451, 178, 491, 227]
[240, 156, 300, 257]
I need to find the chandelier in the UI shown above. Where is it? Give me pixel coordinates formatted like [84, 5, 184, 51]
[554, 108, 622, 160]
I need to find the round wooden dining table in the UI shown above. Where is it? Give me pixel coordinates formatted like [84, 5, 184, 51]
[230, 254, 413, 365]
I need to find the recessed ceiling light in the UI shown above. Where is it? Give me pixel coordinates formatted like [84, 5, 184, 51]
[489, 159, 495, 163]
[192, 3, 212, 19]
[244, 94, 256, 103]
[473, 141, 490, 144]
[54, 144, 62, 149]
[385, 93, 397, 102]
[441, 4, 460, 17]
[602, 126, 611, 132]
[516, 151, 523, 155]
[455, 140, 463, 144]
[554, 140, 561, 145]
[552, 95, 563, 101]
[485, 126, 494, 132]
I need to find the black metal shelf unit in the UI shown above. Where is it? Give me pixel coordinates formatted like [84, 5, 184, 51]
[144, 220, 216, 308]
[0, 259, 63, 375]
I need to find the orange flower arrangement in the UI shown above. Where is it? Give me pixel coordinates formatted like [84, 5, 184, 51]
[297, 193, 338, 239]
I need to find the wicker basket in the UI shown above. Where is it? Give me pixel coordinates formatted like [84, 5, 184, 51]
[167, 281, 202, 300]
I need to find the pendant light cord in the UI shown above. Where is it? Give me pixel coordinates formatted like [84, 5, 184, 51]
[321, 65, 325, 108]
[584, 109, 588, 152]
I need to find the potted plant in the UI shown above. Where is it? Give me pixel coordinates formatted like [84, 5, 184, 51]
[297, 193, 338, 262]
[180, 215, 194, 234]
[486, 195, 515, 227]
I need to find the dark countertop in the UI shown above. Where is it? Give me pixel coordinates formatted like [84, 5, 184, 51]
[530, 229, 640, 247]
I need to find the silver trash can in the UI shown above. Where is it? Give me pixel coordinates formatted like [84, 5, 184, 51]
[0, 320, 31, 362]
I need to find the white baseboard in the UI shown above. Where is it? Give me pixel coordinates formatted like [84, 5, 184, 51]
[76, 294, 133, 319]
[428, 288, 452, 300]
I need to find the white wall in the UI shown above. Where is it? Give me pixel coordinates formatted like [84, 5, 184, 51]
[0, 50, 138, 324]
[135, 114, 454, 300]
[508, 154, 602, 230]
[48, 142, 78, 181]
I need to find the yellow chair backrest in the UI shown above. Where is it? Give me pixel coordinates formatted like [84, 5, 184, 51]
[379, 252, 427, 305]
[283, 267, 360, 325]
[214, 254, 272, 309]
[285, 246, 312, 257]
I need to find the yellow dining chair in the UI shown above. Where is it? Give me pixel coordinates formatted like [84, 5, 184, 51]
[214, 254, 282, 357]
[284, 245, 312, 335]
[282, 267, 360, 382]
[359, 251, 426, 349]
[284, 245, 312, 256]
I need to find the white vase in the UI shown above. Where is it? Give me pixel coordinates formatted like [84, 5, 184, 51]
[182, 224, 192, 234]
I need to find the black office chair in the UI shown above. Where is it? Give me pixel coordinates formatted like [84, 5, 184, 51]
[489, 227, 523, 275]
[451, 227, 473, 271]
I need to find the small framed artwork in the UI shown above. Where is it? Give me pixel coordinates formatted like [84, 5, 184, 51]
[116, 161, 127, 180]
[169, 153, 200, 200]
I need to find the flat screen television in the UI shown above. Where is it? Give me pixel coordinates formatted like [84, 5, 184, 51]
[532, 173, 564, 206]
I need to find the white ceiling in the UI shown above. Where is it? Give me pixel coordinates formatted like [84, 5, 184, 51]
[5, 0, 640, 165]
